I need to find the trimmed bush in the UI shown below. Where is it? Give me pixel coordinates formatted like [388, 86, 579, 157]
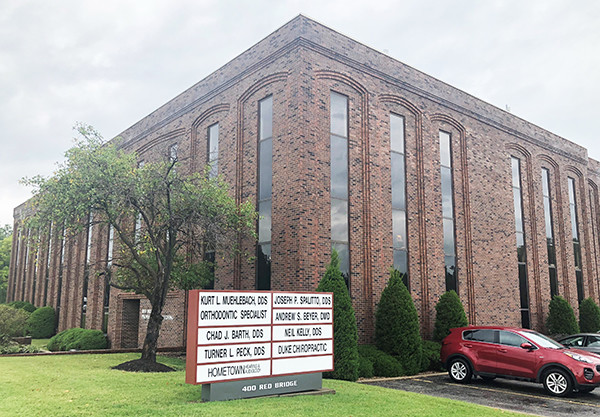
[0, 304, 30, 337]
[579, 297, 600, 333]
[432, 290, 468, 342]
[547, 295, 579, 336]
[26, 306, 56, 338]
[420, 340, 442, 372]
[358, 345, 403, 377]
[8, 301, 37, 313]
[358, 354, 374, 379]
[375, 269, 422, 375]
[47, 328, 107, 351]
[0, 334, 41, 354]
[317, 250, 359, 381]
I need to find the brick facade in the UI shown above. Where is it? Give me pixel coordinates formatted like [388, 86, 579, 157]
[7, 15, 600, 347]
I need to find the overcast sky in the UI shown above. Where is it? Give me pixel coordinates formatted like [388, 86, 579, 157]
[1, 0, 599, 227]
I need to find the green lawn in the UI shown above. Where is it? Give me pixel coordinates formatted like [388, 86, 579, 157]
[31, 338, 51, 350]
[0, 353, 526, 417]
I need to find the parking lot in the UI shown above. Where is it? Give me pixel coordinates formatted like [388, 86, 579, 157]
[364, 373, 600, 417]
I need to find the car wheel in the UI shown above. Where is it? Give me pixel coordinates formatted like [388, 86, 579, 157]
[543, 368, 573, 397]
[448, 358, 472, 383]
[578, 386, 595, 393]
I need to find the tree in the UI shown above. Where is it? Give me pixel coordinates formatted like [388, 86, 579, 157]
[547, 296, 579, 336]
[375, 269, 422, 375]
[432, 290, 468, 343]
[22, 124, 256, 367]
[0, 225, 11, 304]
[316, 250, 359, 381]
[579, 298, 600, 333]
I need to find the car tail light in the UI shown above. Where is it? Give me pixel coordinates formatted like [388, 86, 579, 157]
[584, 368, 594, 380]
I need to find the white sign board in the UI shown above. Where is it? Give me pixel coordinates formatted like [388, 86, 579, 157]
[186, 290, 334, 385]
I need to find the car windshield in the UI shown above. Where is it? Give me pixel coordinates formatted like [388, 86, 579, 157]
[518, 330, 564, 349]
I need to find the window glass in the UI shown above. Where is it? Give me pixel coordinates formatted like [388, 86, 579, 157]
[260, 96, 273, 140]
[587, 335, 600, 347]
[331, 198, 349, 242]
[439, 131, 451, 167]
[390, 114, 404, 153]
[393, 209, 407, 250]
[332, 242, 349, 277]
[258, 139, 273, 200]
[331, 135, 349, 199]
[463, 329, 496, 343]
[499, 331, 527, 347]
[393, 249, 408, 276]
[561, 336, 585, 347]
[391, 153, 406, 210]
[443, 218, 455, 255]
[258, 200, 271, 243]
[441, 166, 454, 218]
[330, 93, 348, 138]
[518, 263, 529, 308]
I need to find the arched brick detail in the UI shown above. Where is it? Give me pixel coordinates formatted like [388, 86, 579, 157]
[315, 70, 375, 334]
[431, 114, 476, 326]
[233, 72, 289, 289]
[379, 94, 430, 332]
[134, 129, 186, 155]
[507, 143, 543, 328]
[190, 104, 230, 172]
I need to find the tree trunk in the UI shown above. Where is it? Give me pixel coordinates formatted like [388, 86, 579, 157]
[140, 274, 170, 362]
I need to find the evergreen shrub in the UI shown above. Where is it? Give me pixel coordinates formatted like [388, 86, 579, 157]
[375, 269, 422, 375]
[432, 290, 468, 342]
[317, 250, 359, 381]
[358, 345, 403, 377]
[420, 340, 442, 372]
[579, 297, 600, 333]
[358, 353, 374, 379]
[26, 306, 56, 338]
[47, 328, 107, 351]
[0, 304, 30, 337]
[547, 295, 579, 336]
[8, 301, 37, 313]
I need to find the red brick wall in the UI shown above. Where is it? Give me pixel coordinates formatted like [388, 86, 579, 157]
[9, 16, 600, 347]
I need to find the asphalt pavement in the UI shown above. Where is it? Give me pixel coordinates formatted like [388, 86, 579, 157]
[364, 373, 600, 417]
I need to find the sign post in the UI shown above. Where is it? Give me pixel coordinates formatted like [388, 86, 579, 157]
[185, 290, 334, 401]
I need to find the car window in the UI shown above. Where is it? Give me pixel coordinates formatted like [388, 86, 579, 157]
[499, 330, 528, 347]
[587, 335, 600, 348]
[463, 329, 497, 343]
[518, 330, 563, 349]
[561, 336, 585, 348]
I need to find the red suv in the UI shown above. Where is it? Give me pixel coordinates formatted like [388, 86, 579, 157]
[440, 326, 600, 396]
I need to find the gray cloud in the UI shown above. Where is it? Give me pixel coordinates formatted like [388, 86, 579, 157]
[1, 0, 598, 226]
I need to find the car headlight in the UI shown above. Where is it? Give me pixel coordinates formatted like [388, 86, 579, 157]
[564, 351, 593, 364]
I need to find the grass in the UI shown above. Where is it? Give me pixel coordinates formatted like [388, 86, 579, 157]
[0, 353, 527, 417]
[31, 338, 51, 349]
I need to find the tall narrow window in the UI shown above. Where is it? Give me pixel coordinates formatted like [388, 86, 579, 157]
[103, 225, 114, 333]
[22, 229, 30, 299]
[11, 230, 21, 300]
[82, 213, 93, 327]
[31, 232, 39, 305]
[56, 225, 66, 331]
[390, 114, 408, 288]
[256, 96, 272, 290]
[330, 92, 350, 285]
[541, 169, 558, 297]
[511, 157, 530, 328]
[207, 123, 219, 178]
[568, 177, 584, 304]
[440, 131, 457, 293]
[134, 161, 145, 241]
[43, 222, 53, 306]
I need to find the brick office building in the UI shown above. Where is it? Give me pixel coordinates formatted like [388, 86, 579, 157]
[7, 15, 600, 348]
